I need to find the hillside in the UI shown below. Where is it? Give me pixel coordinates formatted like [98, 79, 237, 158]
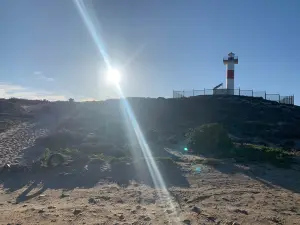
[46, 95, 300, 149]
[0, 96, 300, 224]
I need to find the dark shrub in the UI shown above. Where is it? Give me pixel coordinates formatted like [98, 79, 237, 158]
[36, 130, 85, 149]
[186, 123, 233, 156]
[47, 153, 65, 167]
[233, 144, 293, 168]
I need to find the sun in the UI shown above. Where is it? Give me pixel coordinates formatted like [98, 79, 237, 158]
[106, 68, 121, 84]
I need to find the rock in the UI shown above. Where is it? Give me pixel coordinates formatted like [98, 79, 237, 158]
[73, 209, 82, 215]
[166, 209, 173, 214]
[23, 204, 28, 207]
[234, 209, 248, 215]
[144, 198, 155, 204]
[119, 214, 124, 220]
[226, 222, 239, 225]
[38, 209, 45, 213]
[116, 198, 124, 203]
[191, 206, 201, 213]
[48, 206, 56, 209]
[182, 219, 191, 225]
[144, 216, 151, 221]
[60, 193, 70, 198]
[136, 205, 141, 210]
[186, 199, 193, 204]
[88, 197, 97, 204]
[131, 210, 136, 214]
[207, 216, 216, 222]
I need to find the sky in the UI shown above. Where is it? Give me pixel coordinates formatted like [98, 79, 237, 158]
[0, 0, 300, 103]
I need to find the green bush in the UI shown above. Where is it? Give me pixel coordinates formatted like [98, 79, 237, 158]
[233, 144, 293, 167]
[47, 153, 65, 167]
[40, 148, 51, 166]
[186, 123, 233, 156]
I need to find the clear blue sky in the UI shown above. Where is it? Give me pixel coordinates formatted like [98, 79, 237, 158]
[0, 0, 299, 103]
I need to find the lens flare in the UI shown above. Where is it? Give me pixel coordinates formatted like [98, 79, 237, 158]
[73, 1, 180, 223]
[107, 68, 121, 84]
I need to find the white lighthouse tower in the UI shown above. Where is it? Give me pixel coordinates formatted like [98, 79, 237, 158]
[223, 52, 238, 95]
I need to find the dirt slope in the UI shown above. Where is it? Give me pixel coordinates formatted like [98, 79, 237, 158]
[0, 155, 300, 225]
[0, 98, 300, 224]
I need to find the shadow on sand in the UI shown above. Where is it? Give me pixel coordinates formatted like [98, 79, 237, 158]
[0, 158, 190, 203]
[206, 158, 300, 193]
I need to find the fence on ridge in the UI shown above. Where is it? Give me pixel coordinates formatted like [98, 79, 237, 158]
[173, 88, 294, 105]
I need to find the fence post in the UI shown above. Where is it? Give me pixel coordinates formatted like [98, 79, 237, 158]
[265, 91, 266, 100]
[172, 90, 174, 98]
[193, 89, 194, 96]
[239, 88, 240, 96]
[279, 94, 280, 103]
[183, 90, 185, 98]
[204, 88, 206, 95]
[252, 90, 253, 97]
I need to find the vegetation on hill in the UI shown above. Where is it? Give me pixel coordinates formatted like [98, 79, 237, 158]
[186, 123, 233, 155]
[186, 123, 293, 167]
[0, 96, 298, 168]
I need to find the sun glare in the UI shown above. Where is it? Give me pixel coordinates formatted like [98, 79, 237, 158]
[73, 0, 180, 222]
[107, 68, 121, 84]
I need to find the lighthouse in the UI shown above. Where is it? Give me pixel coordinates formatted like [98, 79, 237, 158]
[223, 52, 238, 95]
